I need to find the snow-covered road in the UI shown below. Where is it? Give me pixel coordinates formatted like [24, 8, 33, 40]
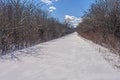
[0, 32, 120, 80]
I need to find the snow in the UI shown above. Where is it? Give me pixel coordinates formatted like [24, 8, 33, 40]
[0, 32, 120, 80]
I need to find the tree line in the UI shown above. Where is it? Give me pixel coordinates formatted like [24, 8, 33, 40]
[77, 0, 120, 54]
[0, 0, 74, 55]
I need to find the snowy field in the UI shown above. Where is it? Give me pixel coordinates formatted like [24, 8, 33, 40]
[0, 32, 120, 80]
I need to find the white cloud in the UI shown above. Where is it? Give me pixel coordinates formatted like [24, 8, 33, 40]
[49, 6, 56, 12]
[41, 0, 52, 5]
[41, 0, 58, 5]
[65, 15, 82, 27]
[40, 0, 58, 12]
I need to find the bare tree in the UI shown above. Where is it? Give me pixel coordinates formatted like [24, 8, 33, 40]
[77, 0, 120, 53]
[0, 0, 73, 55]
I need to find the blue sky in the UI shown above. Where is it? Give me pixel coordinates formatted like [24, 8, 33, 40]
[51, 0, 95, 21]
[40, 0, 95, 24]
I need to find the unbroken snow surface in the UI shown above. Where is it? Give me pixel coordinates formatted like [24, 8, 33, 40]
[0, 32, 120, 80]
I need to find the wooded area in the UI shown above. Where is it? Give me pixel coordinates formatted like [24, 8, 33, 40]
[0, 0, 74, 55]
[77, 0, 120, 54]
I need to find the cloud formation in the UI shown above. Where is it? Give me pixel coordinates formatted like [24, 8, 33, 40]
[41, 0, 58, 13]
[49, 6, 56, 12]
[65, 15, 82, 27]
[41, 0, 52, 5]
[41, 0, 58, 5]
